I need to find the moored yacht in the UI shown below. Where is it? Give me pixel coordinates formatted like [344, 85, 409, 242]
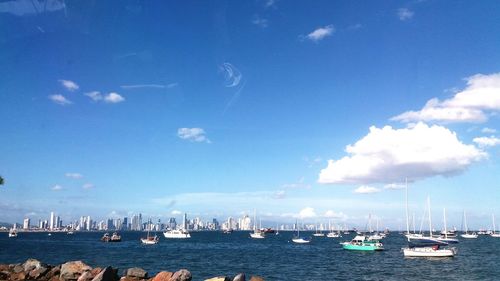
[163, 229, 191, 239]
[341, 235, 384, 251]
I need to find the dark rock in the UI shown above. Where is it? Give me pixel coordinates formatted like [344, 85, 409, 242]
[29, 266, 50, 279]
[249, 277, 264, 281]
[169, 269, 191, 281]
[126, 268, 147, 279]
[10, 271, 26, 281]
[77, 271, 94, 281]
[0, 271, 10, 280]
[45, 265, 61, 279]
[151, 271, 173, 281]
[92, 266, 118, 281]
[60, 261, 92, 280]
[232, 273, 245, 281]
[0, 264, 9, 271]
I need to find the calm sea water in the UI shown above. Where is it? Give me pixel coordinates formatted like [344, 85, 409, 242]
[1, 231, 499, 281]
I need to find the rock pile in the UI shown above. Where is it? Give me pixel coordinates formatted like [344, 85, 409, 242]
[0, 259, 265, 281]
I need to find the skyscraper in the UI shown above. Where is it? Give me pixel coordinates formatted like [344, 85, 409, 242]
[183, 213, 187, 230]
[49, 212, 55, 230]
[23, 218, 30, 229]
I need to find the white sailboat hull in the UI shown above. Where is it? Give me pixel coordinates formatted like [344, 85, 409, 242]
[141, 238, 159, 244]
[312, 233, 325, 237]
[460, 233, 478, 239]
[403, 247, 456, 257]
[292, 238, 310, 244]
[490, 233, 500, 238]
[250, 232, 265, 239]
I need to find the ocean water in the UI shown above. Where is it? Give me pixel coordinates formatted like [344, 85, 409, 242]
[1, 231, 499, 281]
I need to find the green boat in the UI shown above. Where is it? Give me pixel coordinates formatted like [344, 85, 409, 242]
[341, 235, 384, 251]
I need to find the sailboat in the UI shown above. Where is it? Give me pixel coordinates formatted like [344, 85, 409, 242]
[436, 208, 459, 244]
[490, 214, 500, 238]
[141, 221, 159, 244]
[460, 210, 477, 239]
[8, 228, 17, 238]
[312, 223, 325, 237]
[402, 191, 456, 257]
[250, 210, 265, 239]
[275, 223, 279, 235]
[368, 218, 384, 240]
[292, 220, 310, 244]
[326, 221, 341, 238]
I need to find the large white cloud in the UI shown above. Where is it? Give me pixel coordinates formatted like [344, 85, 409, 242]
[473, 136, 500, 147]
[392, 73, 500, 123]
[318, 122, 486, 184]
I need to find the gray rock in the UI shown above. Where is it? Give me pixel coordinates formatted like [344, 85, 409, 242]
[12, 264, 24, 273]
[23, 258, 43, 272]
[233, 273, 245, 281]
[170, 269, 192, 281]
[92, 266, 118, 281]
[126, 267, 147, 279]
[29, 266, 50, 279]
[60, 261, 92, 280]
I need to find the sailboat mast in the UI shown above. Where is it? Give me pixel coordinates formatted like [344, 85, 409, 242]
[464, 210, 468, 233]
[428, 196, 432, 237]
[493, 214, 496, 233]
[443, 208, 448, 239]
[405, 178, 410, 235]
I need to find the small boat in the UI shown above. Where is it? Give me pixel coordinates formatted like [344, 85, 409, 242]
[223, 228, 233, 234]
[262, 228, 275, 234]
[163, 229, 191, 239]
[341, 235, 384, 251]
[491, 214, 500, 238]
[460, 211, 477, 239]
[110, 232, 121, 242]
[292, 220, 310, 244]
[67, 231, 74, 235]
[327, 231, 341, 238]
[250, 210, 265, 239]
[101, 233, 110, 242]
[8, 228, 17, 238]
[47, 233, 52, 236]
[402, 244, 456, 257]
[141, 234, 159, 244]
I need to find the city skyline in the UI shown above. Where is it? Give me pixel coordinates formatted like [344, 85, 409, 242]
[1, 1, 500, 229]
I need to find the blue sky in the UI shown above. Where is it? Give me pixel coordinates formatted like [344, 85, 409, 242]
[1, 0, 500, 230]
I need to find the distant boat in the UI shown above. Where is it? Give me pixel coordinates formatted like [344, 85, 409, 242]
[403, 244, 457, 257]
[250, 210, 265, 239]
[163, 229, 191, 239]
[460, 210, 477, 239]
[341, 235, 384, 251]
[141, 229, 159, 245]
[110, 232, 121, 242]
[491, 214, 500, 238]
[292, 220, 310, 244]
[8, 228, 17, 238]
[223, 228, 233, 234]
[67, 231, 74, 235]
[436, 208, 459, 244]
[312, 224, 325, 237]
[326, 221, 341, 238]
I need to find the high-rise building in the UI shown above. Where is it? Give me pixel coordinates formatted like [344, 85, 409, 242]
[23, 218, 30, 229]
[168, 217, 177, 230]
[49, 212, 55, 230]
[183, 213, 188, 230]
[122, 217, 128, 230]
[86, 216, 92, 231]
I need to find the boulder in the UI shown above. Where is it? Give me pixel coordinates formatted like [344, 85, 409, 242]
[91, 267, 103, 277]
[29, 265, 50, 279]
[0, 264, 9, 271]
[12, 264, 24, 273]
[77, 271, 94, 281]
[120, 277, 140, 281]
[60, 261, 92, 280]
[92, 266, 118, 281]
[0, 271, 10, 280]
[46, 265, 61, 279]
[126, 267, 148, 279]
[151, 271, 173, 281]
[249, 277, 264, 281]
[233, 273, 245, 281]
[204, 277, 230, 281]
[169, 269, 191, 281]
[10, 271, 26, 281]
[23, 258, 44, 272]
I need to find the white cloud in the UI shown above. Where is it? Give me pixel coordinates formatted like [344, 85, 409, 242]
[264, 0, 276, 8]
[482, 127, 497, 134]
[392, 73, 500, 123]
[0, 0, 65, 16]
[397, 8, 414, 21]
[82, 183, 94, 189]
[177, 128, 210, 143]
[167, 83, 179, 88]
[273, 190, 286, 199]
[323, 210, 348, 220]
[104, 92, 125, 103]
[318, 122, 486, 184]
[354, 185, 381, 194]
[58, 79, 79, 91]
[65, 173, 83, 179]
[48, 94, 72, 105]
[306, 25, 335, 42]
[171, 210, 182, 215]
[84, 91, 103, 101]
[252, 15, 269, 28]
[297, 207, 317, 219]
[473, 136, 500, 147]
[51, 185, 63, 191]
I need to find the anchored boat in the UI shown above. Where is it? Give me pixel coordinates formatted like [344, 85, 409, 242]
[341, 235, 384, 251]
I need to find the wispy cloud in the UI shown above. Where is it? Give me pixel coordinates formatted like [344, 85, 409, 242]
[171, 210, 182, 215]
[397, 8, 414, 21]
[84, 91, 103, 101]
[48, 94, 72, 105]
[264, 0, 276, 8]
[318, 123, 485, 184]
[51, 184, 63, 191]
[473, 136, 500, 147]
[104, 92, 125, 103]
[305, 25, 335, 42]
[82, 183, 94, 189]
[354, 185, 381, 194]
[0, 0, 65, 16]
[482, 127, 497, 134]
[177, 128, 211, 143]
[252, 15, 269, 28]
[65, 173, 83, 179]
[220, 63, 242, 88]
[58, 79, 79, 92]
[384, 183, 405, 190]
[347, 23, 363, 30]
[120, 84, 167, 89]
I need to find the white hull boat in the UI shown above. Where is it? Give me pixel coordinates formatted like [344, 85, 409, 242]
[163, 229, 191, 239]
[403, 246, 456, 257]
[326, 232, 341, 238]
[292, 237, 310, 244]
[460, 233, 478, 239]
[250, 232, 265, 239]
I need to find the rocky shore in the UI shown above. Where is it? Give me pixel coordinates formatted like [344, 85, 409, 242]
[0, 259, 265, 281]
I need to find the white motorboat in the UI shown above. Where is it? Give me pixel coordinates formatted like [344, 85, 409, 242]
[327, 232, 341, 238]
[8, 228, 17, 238]
[163, 229, 191, 239]
[292, 237, 310, 244]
